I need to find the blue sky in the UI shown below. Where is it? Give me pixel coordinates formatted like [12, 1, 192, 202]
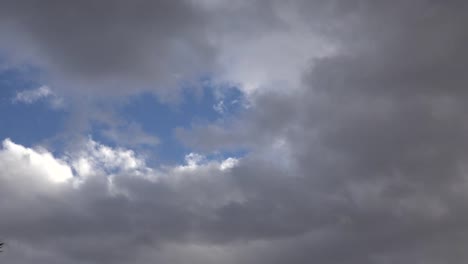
[95, 78, 247, 164]
[0, 65, 67, 147]
[0, 64, 246, 165]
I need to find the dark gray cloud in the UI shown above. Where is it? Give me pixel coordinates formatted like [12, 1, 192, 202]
[0, 0, 286, 99]
[178, 0, 468, 263]
[0, 0, 217, 97]
[2, 0, 468, 264]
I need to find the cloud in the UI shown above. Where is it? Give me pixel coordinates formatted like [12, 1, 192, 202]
[1, 0, 468, 264]
[0, 0, 335, 136]
[0, 0, 334, 99]
[13, 85, 63, 108]
[0, 138, 73, 184]
[0, 138, 245, 263]
[0, 0, 216, 98]
[13, 86, 52, 103]
[13, 85, 62, 106]
[177, 0, 468, 263]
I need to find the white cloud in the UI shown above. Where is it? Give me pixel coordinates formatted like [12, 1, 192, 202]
[174, 152, 239, 173]
[13, 85, 63, 108]
[219, 157, 239, 170]
[213, 100, 226, 114]
[69, 138, 148, 178]
[0, 137, 239, 190]
[214, 14, 337, 98]
[0, 138, 73, 184]
[0, 138, 244, 260]
[14, 85, 52, 103]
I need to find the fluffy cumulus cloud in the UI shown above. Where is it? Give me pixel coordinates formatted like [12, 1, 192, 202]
[1, 0, 468, 264]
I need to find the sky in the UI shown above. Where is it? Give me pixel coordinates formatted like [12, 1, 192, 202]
[0, 0, 468, 263]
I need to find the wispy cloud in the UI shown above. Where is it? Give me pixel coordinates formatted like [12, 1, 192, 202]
[13, 85, 63, 108]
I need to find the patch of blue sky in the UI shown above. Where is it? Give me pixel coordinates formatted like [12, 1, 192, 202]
[0, 64, 247, 165]
[0, 64, 68, 149]
[102, 77, 248, 165]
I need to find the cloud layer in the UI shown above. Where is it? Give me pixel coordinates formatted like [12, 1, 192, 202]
[0, 0, 216, 97]
[1, 0, 468, 263]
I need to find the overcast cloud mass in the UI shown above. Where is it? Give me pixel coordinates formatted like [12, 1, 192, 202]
[1, 0, 468, 263]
